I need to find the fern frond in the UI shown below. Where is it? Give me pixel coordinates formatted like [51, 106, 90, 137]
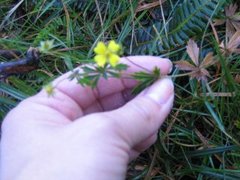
[131, 0, 226, 54]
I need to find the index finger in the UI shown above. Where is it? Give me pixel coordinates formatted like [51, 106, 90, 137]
[38, 56, 172, 110]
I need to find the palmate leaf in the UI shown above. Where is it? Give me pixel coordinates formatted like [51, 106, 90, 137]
[174, 40, 215, 81]
[131, 0, 227, 54]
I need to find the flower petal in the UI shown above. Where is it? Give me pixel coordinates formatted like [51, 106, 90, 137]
[108, 40, 121, 53]
[39, 40, 54, 53]
[109, 54, 120, 67]
[94, 42, 107, 55]
[94, 55, 107, 67]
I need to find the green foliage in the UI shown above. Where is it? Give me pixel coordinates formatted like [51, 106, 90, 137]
[24, 0, 129, 14]
[0, 82, 28, 119]
[69, 63, 128, 88]
[1, 0, 240, 179]
[131, 0, 227, 54]
[131, 67, 161, 95]
[73, 0, 127, 12]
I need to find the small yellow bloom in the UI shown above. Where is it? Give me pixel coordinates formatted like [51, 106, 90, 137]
[94, 40, 121, 67]
[39, 40, 54, 53]
[44, 83, 55, 96]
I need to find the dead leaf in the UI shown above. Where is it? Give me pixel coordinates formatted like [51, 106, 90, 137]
[214, 4, 240, 38]
[200, 52, 215, 68]
[214, 19, 225, 26]
[136, 0, 166, 12]
[220, 31, 240, 55]
[235, 74, 240, 83]
[226, 4, 238, 17]
[200, 92, 236, 97]
[187, 39, 199, 66]
[175, 40, 216, 81]
[174, 60, 197, 71]
[226, 31, 240, 50]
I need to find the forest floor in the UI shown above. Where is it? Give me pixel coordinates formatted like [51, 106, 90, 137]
[1, 0, 240, 179]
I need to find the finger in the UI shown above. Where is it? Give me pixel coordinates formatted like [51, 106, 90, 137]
[83, 89, 134, 114]
[43, 56, 172, 111]
[128, 150, 140, 162]
[95, 56, 172, 97]
[129, 133, 157, 161]
[133, 133, 157, 153]
[104, 78, 174, 147]
[34, 56, 172, 120]
[29, 88, 84, 120]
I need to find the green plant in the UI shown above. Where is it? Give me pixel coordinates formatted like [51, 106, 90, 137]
[131, 0, 227, 54]
[1, 0, 240, 179]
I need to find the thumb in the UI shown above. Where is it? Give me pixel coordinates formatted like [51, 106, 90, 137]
[107, 78, 174, 147]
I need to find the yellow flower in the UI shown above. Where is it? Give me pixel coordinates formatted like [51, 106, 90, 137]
[94, 40, 121, 67]
[39, 40, 54, 53]
[44, 83, 55, 96]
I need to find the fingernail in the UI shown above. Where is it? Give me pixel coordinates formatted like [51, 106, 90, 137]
[168, 63, 173, 74]
[144, 78, 174, 105]
[165, 58, 173, 74]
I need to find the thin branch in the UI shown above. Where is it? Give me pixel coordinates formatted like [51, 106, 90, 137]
[0, 48, 40, 78]
[124, 57, 152, 73]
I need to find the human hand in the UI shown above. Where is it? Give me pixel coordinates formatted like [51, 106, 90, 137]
[1, 56, 174, 180]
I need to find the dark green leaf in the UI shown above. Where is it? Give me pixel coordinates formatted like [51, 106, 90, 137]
[114, 63, 129, 71]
